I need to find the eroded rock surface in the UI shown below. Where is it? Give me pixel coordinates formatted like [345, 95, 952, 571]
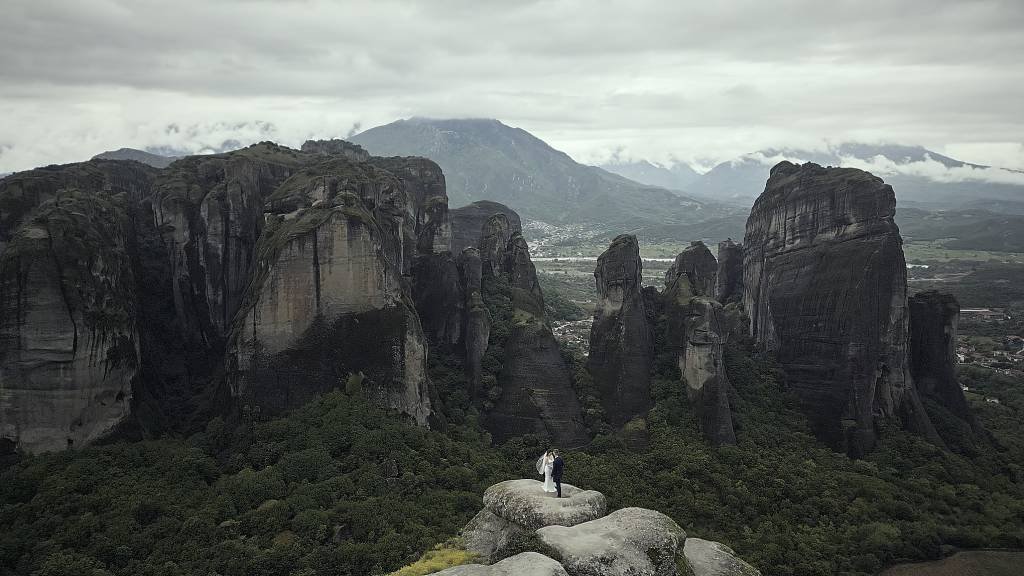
[742, 161, 939, 454]
[683, 538, 761, 576]
[483, 479, 607, 531]
[1, 140, 448, 452]
[588, 235, 654, 426]
[435, 552, 568, 576]
[665, 241, 717, 298]
[537, 507, 690, 576]
[450, 200, 523, 255]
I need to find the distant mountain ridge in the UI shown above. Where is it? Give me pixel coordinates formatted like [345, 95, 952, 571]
[598, 159, 700, 192]
[351, 118, 738, 229]
[93, 148, 180, 168]
[685, 143, 1024, 207]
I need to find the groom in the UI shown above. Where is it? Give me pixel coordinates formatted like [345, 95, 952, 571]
[552, 449, 565, 498]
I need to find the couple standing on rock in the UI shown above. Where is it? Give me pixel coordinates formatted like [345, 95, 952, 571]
[536, 449, 565, 497]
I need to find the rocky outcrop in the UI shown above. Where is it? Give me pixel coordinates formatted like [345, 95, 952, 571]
[452, 203, 587, 446]
[1, 140, 450, 452]
[715, 239, 743, 304]
[660, 244, 736, 446]
[0, 161, 154, 452]
[458, 480, 759, 576]
[537, 507, 689, 576]
[588, 235, 653, 426]
[683, 539, 761, 576]
[743, 161, 939, 455]
[909, 291, 973, 423]
[665, 241, 717, 298]
[435, 552, 568, 576]
[449, 202, 522, 256]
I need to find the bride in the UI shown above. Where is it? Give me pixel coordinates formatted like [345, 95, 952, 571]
[536, 450, 556, 494]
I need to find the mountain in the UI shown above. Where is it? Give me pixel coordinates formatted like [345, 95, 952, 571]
[598, 159, 700, 192]
[92, 147, 180, 168]
[688, 143, 1024, 208]
[351, 118, 736, 229]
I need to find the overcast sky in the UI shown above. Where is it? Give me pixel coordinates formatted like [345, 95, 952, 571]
[1, 0, 1022, 173]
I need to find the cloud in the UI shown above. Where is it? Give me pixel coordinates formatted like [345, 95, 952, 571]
[836, 154, 1024, 186]
[0, 0, 1022, 172]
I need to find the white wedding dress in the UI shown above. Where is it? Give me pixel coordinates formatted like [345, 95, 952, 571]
[537, 454, 556, 493]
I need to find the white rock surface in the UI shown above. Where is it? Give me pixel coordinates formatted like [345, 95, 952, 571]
[537, 507, 689, 576]
[433, 552, 568, 576]
[683, 538, 761, 576]
[482, 479, 607, 531]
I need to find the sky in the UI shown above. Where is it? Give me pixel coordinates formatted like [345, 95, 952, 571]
[1, 0, 1023, 174]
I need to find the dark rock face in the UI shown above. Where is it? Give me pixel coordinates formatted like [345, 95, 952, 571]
[715, 239, 744, 304]
[502, 233, 545, 317]
[450, 200, 522, 255]
[588, 235, 653, 426]
[662, 245, 736, 446]
[909, 291, 973, 423]
[665, 241, 717, 298]
[743, 161, 939, 454]
[0, 162, 155, 452]
[459, 247, 489, 400]
[1, 140, 450, 452]
[478, 214, 515, 278]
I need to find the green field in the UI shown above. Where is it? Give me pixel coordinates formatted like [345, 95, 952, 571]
[903, 241, 1024, 263]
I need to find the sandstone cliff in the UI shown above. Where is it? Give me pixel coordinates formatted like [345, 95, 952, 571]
[588, 235, 654, 426]
[715, 239, 743, 304]
[450, 201, 522, 255]
[908, 291, 975, 428]
[742, 161, 939, 455]
[0, 161, 155, 452]
[1, 141, 449, 452]
[661, 242, 736, 446]
[450, 202, 588, 447]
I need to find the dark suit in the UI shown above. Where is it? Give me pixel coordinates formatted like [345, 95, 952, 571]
[552, 456, 565, 497]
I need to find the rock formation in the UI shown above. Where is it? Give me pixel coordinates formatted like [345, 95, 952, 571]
[450, 200, 522, 255]
[448, 201, 588, 446]
[458, 479, 759, 576]
[0, 161, 155, 452]
[661, 243, 736, 446]
[665, 241, 717, 298]
[715, 239, 743, 304]
[435, 552, 568, 576]
[588, 235, 654, 426]
[909, 291, 973, 424]
[1, 140, 450, 452]
[743, 161, 940, 455]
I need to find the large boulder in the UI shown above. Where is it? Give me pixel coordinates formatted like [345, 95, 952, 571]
[588, 235, 654, 426]
[483, 480, 607, 531]
[434, 552, 568, 576]
[683, 538, 761, 576]
[742, 161, 940, 455]
[536, 507, 692, 576]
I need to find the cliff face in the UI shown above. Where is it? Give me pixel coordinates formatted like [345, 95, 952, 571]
[450, 200, 522, 255]
[662, 242, 736, 446]
[743, 161, 939, 455]
[909, 291, 973, 425]
[715, 239, 743, 304]
[0, 162, 155, 452]
[1, 141, 448, 452]
[451, 201, 588, 447]
[588, 235, 653, 427]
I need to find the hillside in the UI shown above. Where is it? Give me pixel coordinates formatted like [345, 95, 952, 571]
[92, 147, 180, 168]
[351, 118, 738, 229]
[598, 159, 700, 193]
